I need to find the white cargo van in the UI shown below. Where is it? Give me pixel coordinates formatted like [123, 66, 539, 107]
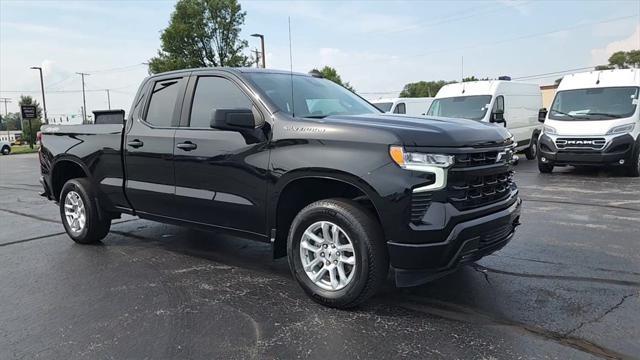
[537, 69, 640, 176]
[371, 97, 433, 116]
[427, 80, 542, 159]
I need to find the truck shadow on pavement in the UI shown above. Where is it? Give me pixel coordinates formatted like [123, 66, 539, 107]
[102, 220, 635, 360]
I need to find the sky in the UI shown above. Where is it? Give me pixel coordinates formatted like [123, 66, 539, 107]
[1, 0, 639, 123]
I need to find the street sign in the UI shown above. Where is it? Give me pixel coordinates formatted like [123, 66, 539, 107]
[20, 105, 38, 119]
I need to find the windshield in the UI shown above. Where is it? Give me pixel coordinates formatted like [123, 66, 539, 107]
[245, 73, 380, 118]
[427, 95, 492, 121]
[550, 87, 639, 121]
[373, 102, 393, 112]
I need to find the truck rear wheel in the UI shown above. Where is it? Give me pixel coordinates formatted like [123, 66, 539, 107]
[59, 178, 111, 244]
[287, 198, 388, 308]
[1, 145, 10, 155]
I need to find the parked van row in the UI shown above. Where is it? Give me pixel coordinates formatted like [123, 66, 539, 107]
[371, 69, 639, 177]
[371, 97, 433, 116]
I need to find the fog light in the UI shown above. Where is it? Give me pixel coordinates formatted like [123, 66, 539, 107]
[541, 157, 547, 163]
[619, 159, 625, 165]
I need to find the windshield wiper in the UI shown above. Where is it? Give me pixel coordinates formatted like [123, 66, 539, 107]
[550, 109, 580, 119]
[583, 112, 623, 119]
[303, 115, 328, 119]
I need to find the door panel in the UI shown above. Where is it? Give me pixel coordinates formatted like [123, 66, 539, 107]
[124, 76, 187, 217]
[173, 75, 270, 235]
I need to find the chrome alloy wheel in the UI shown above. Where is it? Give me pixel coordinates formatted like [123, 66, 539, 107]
[299, 221, 356, 291]
[64, 191, 86, 234]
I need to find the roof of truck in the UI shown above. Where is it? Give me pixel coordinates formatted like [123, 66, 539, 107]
[435, 80, 540, 98]
[557, 69, 640, 91]
[148, 67, 312, 78]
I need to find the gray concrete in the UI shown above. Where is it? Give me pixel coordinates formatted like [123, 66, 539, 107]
[1, 153, 638, 359]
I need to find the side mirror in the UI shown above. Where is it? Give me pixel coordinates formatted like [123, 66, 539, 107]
[211, 108, 256, 131]
[538, 108, 548, 123]
[491, 110, 505, 123]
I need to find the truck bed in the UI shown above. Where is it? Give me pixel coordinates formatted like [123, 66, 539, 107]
[39, 124, 128, 210]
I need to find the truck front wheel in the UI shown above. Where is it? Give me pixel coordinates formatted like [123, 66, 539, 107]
[287, 198, 388, 308]
[59, 178, 111, 244]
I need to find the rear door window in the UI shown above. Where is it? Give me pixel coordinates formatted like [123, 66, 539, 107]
[145, 78, 186, 127]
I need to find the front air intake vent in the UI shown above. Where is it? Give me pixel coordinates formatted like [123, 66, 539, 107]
[410, 192, 432, 224]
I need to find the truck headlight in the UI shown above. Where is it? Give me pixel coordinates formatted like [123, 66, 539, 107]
[389, 146, 454, 170]
[606, 123, 635, 135]
[543, 125, 557, 135]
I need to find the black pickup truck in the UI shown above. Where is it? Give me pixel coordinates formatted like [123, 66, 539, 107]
[39, 68, 521, 308]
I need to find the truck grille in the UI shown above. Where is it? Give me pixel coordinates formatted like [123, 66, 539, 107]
[555, 138, 606, 151]
[447, 171, 514, 211]
[410, 193, 432, 224]
[455, 151, 500, 167]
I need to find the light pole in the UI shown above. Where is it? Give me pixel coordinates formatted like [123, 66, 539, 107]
[30, 66, 48, 124]
[251, 33, 265, 68]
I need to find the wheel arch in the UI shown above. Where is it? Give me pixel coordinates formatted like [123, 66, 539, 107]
[270, 169, 385, 259]
[50, 156, 92, 201]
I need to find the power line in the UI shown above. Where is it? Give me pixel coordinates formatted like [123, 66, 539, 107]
[338, 14, 638, 69]
[511, 66, 597, 80]
[81, 63, 146, 74]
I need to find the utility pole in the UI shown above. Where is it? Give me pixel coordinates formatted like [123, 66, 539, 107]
[0, 97, 11, 141]
[251, 33, 266, 68]
[105, 89, 111, 110]
[76, 72, 89, 123]
[30, 66, 48, 124]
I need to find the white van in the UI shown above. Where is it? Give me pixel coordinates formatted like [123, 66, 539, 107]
[538, 69, 640, 176]
[427, 80, 542, 159]
[371, 97, 433, 116]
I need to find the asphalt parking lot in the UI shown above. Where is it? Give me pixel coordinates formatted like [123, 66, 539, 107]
[1, 153, 638, 359]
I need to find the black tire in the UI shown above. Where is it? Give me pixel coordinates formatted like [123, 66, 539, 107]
[628, 143, 640, 177]
[59, 178, 111, 244]
[287, 198, 388, 309]
[538, 157, 554, 173]
[1, 146, 10, 155]
[524, 134, 538, 160]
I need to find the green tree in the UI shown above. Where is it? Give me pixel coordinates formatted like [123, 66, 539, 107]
[462, 76, 490, 82]
[399, 80, 453, 97]
[0, 112, 21, 131]
[149, 0, 251, 74]
[19, 95, 43, 148]
[311, 66, 355, 92]
[608, 51, 628, 68]
[596, 50, 640, 70]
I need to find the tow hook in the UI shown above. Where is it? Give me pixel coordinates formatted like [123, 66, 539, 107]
[513, 216, 522, 228]
[510, 154, 520, 166]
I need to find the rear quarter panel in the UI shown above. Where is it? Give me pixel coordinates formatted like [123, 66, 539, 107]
[40, 124, 127, 210]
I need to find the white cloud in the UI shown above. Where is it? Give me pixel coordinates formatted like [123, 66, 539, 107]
[590, 25, 640, 65]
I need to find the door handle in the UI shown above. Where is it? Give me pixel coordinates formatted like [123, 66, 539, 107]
[127, 139, 144, 148]
[176, 141, 197, 151]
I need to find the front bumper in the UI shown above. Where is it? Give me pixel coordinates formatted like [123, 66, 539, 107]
[389, 196, 521, 287]
[538, 133, 636, 166]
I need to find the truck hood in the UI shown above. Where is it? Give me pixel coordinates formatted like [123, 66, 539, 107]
[318, 114, 512, 148]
